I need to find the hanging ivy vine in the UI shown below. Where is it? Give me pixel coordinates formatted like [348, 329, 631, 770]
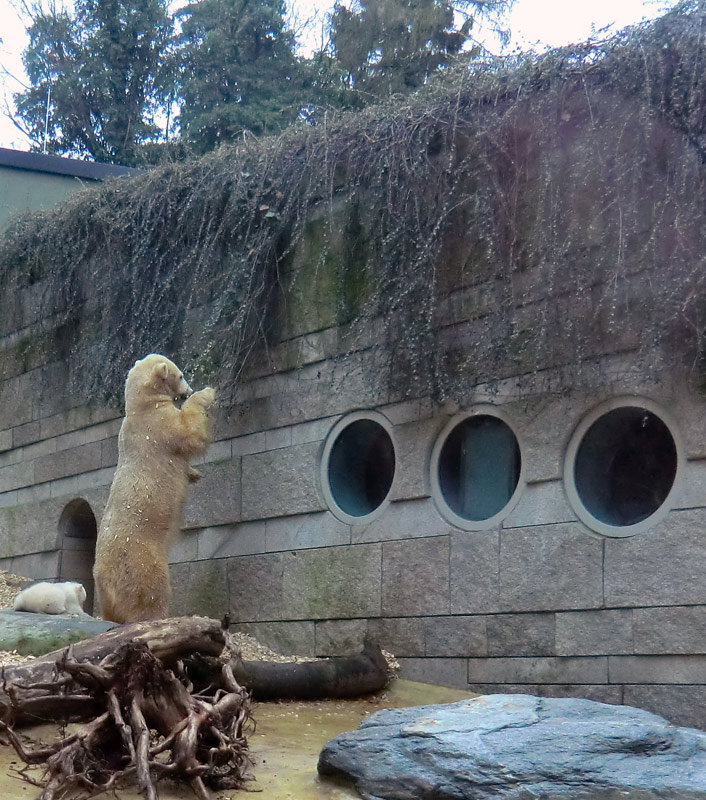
[1, 0, 705, 407]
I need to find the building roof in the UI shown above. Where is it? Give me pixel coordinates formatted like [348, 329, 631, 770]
[0, 147, 136, 180]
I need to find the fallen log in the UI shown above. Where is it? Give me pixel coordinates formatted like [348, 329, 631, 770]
[0, 617, 391, 726]
[231, 639, 390, 700]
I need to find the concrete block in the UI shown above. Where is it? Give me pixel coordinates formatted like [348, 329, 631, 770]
[556, 610, 633, 656]
[352, 498, 451, 545]
[231, 432, 267, 457]
[50, 476, 80, 498]
[499, 523, 603, 612]
[77, 467, 115, 491]
[503, 480, 576, 528]
[0, 374, 34, 429]
[101, 437, 119, 467]
[290, 417, 336, 446]
[382, 537, 449, 616]
[378, 399, 426, 426]
[241, 441, 324, 520]
[197, 522, 266, 560]
[672, 389, 706, 461]
[388, 418, 442, 502]
[232, 621, 316, 657]
[15, 483, 52, 505]
[315, 619, 368, 656]
[0, 497, 65, 557]
[466, 684, 624, 706]
[12, 421, 41, 448]
[367, 617, 426, 657]
[33, 441, 103, 484]
[605, 509, 706, 607]
[0, 461, 34, 493]
[22, 437, 57, 461]
[0, 491, 17, 508]
[537, 684, 623, 704]
[0, 429, 11, 453]
[228, 544, 382, 622]
[204, 439, 232, 463]
[623, 685, 706, 730]
[634, 606, 706, 655]
[265, 511, 350, 552]
[282, 544, 382, 620]
[487, 612, 556, 657]
[182, 461, 241, 529]
[39, 407, 93, 441]
[265, 426, 292, 451]
[398, 657, 469, 690]
[168, 529, 199, 564]
[8, 549, 61, 581]
[169, 559, 228, 619]
[227, 552, 287, 623]
[449, 529, 500, 614]
[609, 654, 706, 684]
[0, 449, 21, 469]
[467, 656, 608, 685]
[505, 394, 591, 484]
[424, 616, 487, 657]
[674, 459, 706, 509]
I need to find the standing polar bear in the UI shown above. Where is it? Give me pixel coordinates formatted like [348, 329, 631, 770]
[93, 354, 215, 623]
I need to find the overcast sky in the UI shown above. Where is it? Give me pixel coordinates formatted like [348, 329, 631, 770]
[0, 0, 675, 153]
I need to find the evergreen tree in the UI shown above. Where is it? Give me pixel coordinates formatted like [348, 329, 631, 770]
[175, 0, 305, 152]
[14, 0, 173, 164]
[329, 0, 512, 101]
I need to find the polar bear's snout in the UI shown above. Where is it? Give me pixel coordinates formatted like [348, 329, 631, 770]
[177, 377, 193, 399]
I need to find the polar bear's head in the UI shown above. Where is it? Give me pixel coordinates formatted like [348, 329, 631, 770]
[125, 354, 193, 408]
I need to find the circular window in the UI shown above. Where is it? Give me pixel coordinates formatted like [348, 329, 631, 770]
[565, 398, 683, 537]
[321, 412, 396, 524]
[431, 408, 524, 530]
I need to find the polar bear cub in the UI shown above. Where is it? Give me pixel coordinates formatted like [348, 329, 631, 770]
[13, 581, 90, 617]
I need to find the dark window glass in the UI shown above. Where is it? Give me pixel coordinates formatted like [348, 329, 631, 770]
[438, 415, 521, 521]
[574, 407, 677, 527]
[328, 419, 395, 517]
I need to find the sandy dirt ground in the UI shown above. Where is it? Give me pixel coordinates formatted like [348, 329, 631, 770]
[0, 680, 474, 799]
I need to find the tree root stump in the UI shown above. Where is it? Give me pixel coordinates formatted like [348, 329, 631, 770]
[0, 640, 252, 800]
[0, 617, 392, 798]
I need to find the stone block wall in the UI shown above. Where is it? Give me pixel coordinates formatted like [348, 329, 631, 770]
[1, 337, 706, 729]
[1, 78, 706, 730]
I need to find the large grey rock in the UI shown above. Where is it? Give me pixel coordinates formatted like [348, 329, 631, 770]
[317, 694, 706, 800]
[0, 610, 116, 656]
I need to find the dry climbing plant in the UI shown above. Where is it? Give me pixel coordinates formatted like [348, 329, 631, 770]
[1, 0, 706, 407]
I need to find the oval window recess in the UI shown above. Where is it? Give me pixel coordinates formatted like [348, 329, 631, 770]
[321, 411, 396, 525]
[564, 398, 683, 538]
[430, 407, 525, 531]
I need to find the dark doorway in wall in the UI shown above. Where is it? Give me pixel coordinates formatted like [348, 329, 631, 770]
[573, 406, 678, 528]
[58, 498, 98, 613]
[327, 418, 396, 518]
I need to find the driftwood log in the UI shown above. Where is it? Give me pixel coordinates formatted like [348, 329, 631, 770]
[0, 616, 391, 799]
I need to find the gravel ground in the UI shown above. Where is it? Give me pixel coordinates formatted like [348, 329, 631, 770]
[0, 571, 400, 676]
[0, 570, 34, 665]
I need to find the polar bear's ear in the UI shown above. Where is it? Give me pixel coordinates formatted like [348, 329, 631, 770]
[153, 362, 170, 381]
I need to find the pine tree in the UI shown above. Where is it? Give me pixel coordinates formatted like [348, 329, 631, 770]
[329, 0, 512, 102]
[14, 0, 173, 164]
[175, 0, 305, 152]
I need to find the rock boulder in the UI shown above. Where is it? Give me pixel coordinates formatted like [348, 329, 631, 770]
[318, 693, 706, 799]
